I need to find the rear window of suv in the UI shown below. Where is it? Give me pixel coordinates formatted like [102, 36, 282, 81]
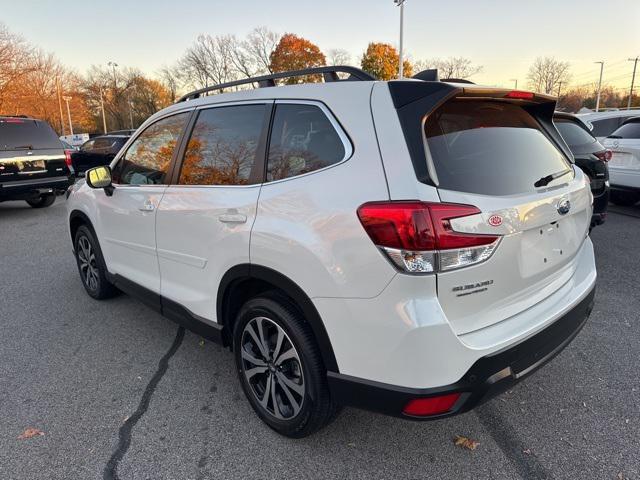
[554, 118, 597, 147]
[424, 100, 571, 195]
[0, 118, 62, 150]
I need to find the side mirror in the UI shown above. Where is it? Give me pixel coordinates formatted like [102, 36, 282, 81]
[86, 166, 114, 196]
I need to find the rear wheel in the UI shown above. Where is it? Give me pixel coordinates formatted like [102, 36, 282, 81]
[26, 194, 55, 208]
[233, 294, 339, 438]
[610, 190, 640, 206]
[74, 225, 118, 299]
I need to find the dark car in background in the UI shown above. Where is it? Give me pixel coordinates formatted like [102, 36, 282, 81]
[0, 116, 73, 208]
[554, 112, 610, 227]
[71, 134, 130, 174]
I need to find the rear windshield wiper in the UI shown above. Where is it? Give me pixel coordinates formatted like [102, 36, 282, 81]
[534, 169, 571, 188]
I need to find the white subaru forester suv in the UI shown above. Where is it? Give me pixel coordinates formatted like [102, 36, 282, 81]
[66, 66, 597, 437]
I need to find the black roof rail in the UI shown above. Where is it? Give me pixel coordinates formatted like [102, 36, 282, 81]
[441, 78, 475, 84]
[177, 65, 376, 103]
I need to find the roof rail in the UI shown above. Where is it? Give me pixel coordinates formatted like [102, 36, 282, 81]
[177, 65, 376, 102]
[441, 78, 475, 84]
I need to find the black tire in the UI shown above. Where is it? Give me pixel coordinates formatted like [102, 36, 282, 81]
[74, 225, 118, 300]
[26, 194, 56, 208]
[610, 190, 640, 206]
[233, 293, 340, 438]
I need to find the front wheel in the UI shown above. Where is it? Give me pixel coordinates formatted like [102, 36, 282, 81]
[233, 294, 339, 438]
[74, 225, 118, 299]
[26, 194, 55, 208]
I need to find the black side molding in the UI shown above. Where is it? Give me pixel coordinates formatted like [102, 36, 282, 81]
[106, 273, 225, 345]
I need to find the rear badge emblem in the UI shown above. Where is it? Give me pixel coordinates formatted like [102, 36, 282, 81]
[488, 215, 503, 227]
[557, 199, 571, 215]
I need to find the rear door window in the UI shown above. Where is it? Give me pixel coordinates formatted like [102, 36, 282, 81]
[266, 104, 346, 181]
[0, 118, 62, 150]
[178, 104, 266, 186]
[424, 100, 571, 195]
[554, 118, 597, 147]
[590, 118, 622, 137]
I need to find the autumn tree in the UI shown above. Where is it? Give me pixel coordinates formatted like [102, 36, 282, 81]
[269, 34, 326, 83]
[414, 57, 482, 79]
[527, 56, 571, 95]
[0, 23, 34, 111]
[360, 42, 412, 80]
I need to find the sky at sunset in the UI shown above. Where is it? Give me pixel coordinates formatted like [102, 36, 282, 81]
[1, 0, 638, 90]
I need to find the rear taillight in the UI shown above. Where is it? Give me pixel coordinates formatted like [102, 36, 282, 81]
[64, 149, 73, 167]
[402, 393, 461, 416]
[357, 201, 501, 274]
[594, 149, 612, 162]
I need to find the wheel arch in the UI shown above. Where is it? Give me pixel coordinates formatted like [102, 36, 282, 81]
[217, 264, 339, 373]
[69, 209, 94, 247]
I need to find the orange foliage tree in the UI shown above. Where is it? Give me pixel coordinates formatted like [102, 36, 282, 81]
[360, 42, 412, 80]
[269, 34, 326, 83]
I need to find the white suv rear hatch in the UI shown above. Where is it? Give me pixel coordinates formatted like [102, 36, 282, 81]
[425, 99, 592, 335]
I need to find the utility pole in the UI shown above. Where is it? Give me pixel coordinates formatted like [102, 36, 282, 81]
[556, 81, 563, 98]
[628, 57, 638, 110]
[99, 89, 107, 134]
[595, 61, 604, 112]
[56, 77, 65, 136]
[394, 0, 406, 79]
[62, 96, 73, 135]
[510, 78, 518, 89]
[129, 99, 134, 130]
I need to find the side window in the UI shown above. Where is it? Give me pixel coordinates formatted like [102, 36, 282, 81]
[266, 104, 346, 182]
[81, 140, 95, 152]
[178, 104, 266, 186]
[113, 112, 189, 185]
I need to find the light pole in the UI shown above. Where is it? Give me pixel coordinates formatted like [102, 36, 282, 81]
[99, 89, 107, 134]
[62, 96, 73, 135]
[595, 61, 604, 112]
[107, 61, 118, 88]
[557, 80, 563, 98]
[510, 78, 518, 89]
[394, 0, 406, 79]
[628, 57, 638, 110]
[56, 77, 65, 136]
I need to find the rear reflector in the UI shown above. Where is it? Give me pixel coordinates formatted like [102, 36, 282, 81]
[505, 90, 535, 100]
[357, 202, 500, 273]
[64, 149, 73, 167]
[402, 393, 461, 416]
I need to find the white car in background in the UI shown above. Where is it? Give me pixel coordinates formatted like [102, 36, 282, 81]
[602, 117, 640, 206]
[578, 109, 640, 141]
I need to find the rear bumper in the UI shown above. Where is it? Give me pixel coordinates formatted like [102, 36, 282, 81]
[0, 175, 73, 199]
[328, 286, 595, 419]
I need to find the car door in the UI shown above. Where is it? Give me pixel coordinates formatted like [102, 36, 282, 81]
[156, 102, 271, 321]
[95, 111, 191, 294]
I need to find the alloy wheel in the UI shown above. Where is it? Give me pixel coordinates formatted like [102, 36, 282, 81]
[77, 236, 99, 291]
[240, 316, 305, 420]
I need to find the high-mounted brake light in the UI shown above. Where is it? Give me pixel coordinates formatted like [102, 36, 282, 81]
[357, 202, 501, 274]
[505, 90, 535, 100]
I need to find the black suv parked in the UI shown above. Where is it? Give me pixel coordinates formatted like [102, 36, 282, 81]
[0, 116, 73, 208]
[554, 112, 610, 227]
[71, 134, 130, 174]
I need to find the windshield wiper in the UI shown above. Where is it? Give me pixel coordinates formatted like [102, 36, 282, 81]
[606, 135, 622, 139]
[14, 144, 33, 150]
[534, 169, 571, 188]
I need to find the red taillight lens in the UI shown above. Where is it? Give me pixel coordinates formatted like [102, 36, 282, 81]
[403, 393, 461, 416]
[357, 202, 500, 273]
[64, 149, 73, 167]
[594, 149, 612, 162]
[505, 90, 535, 100]
[356, 202, 436, 250]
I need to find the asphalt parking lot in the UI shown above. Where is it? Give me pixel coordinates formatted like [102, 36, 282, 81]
[1, 197, 639, 480]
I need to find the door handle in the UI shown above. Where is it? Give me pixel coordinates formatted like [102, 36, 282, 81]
[218, 213, 247, 223]
[139, 199, 155, 212]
